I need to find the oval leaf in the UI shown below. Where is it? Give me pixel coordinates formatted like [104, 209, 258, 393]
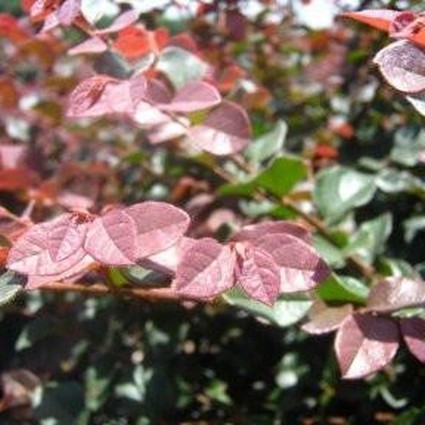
[335, 313, 399, 379]
[367, 277, 425, 313]
[174, 238, 236, 300]
[236, 245, 280, 306]
[342, 10, 405, 32]
[373, 40, 425, 93]
[188, 101, 251, 155]
[401, 317, 425, 363]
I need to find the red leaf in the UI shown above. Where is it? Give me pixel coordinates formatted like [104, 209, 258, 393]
[30, 0, 57, 22]
[302, 301, 353, 335]
[159, 81, 221, 113]
[401, 317, 425, 363]
[235, 244, 280, 306]
[174, 238, 236, 300]
[232, 221, 312, 245]
[0, 168, 36, 191]
[67, 75, 117, 117]
[341, 9, 404, 32]
[187, 101, 251, 155]
[0, 13, 30, 43]
[253, 233, 329, 293]
[335, 313, 399, 379]
[94, 10, 139, 35]
[68, 36, 108, 55]
[391, 15, 425, 48]
[84, 202, 190, 266]
[373, 40, 425, 93]
[7, 214, 89, 276]
[366, 277, 425, 313]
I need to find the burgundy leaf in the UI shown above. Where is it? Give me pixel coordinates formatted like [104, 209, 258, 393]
[373, 40, 425, 93]
[367, 277, 425, 313]
[235, 244, 280, 306]
[174, 238, 236, 300]
[67, 75, 117, 117]
[342, 9, 406, 32]
[7, 215, 88, 276]
[401, 317, 425, 363]
[125, 202, 190, 259]
[94, 10, 139, 35]
[301, 300, 353, 335]
[57, 0, 80, 26]
[187, 101, 251, 155]
[68, 36, 108, 55]
[159, 81, 221, 113]
[335, 313, 399, 379]
[254, 233, 330, 293]
[83, 208, 138, 266]
[232, 221, 312, 245]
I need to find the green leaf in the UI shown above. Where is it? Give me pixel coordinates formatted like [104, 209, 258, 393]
[245, 120, 287, 165]
[314, 166, 376, 223]
[343, 214, 392, 263]
[223, 287, 313, 327]
[313, 234, 346, 268]
[0, 270, 24, 307]
[85, 363, 114, 411]
[254, 155, 307, 198]
[391, 125, 425, 167]
[403, 216, 425, 243]
[156, 47, 208, 89]
[316, 273, 369, 304]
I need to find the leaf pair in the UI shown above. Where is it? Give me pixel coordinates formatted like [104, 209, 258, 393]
[6, 202, 190, 289]
[174, 221, 330, 306]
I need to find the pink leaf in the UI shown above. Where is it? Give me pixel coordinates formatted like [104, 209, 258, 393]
[174, 238, 236, 300]
[67, 75, 117, 117]
[7, 215, 88, 276]
[147, 120, 187, 144]
[366, 277, 425, 313]
[232, 221, 312, 245]
[0, 145, 26, 169]
[57, 0, 80, 26]
[83, 209, 138, 266]
[94, 10, 139, 35]
[401, 317, 425, 363]
[143, 78, 173, 104]
[159, 81, 221, 113]
[301, 300, 353, 335]
[235, 244, 280, 306]
[68, 36, 108, 55]
[84, 202, 190, 266]
[187, 101, 251, 155]
[125, 202, 190, 259]
[341, 9, 405, 32]
[253, 233, 330, 293]
[373, 40, 425, 93]
[335, 313, 399, 379]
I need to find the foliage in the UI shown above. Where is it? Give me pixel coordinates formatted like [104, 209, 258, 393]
[1, 0, 425, 423]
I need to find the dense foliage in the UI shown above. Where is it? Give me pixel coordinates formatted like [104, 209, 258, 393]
[1, 0, 425, 423]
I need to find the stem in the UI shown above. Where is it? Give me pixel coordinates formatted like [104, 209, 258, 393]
[40, 282, 181, 302]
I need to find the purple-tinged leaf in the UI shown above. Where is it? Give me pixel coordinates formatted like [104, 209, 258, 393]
[174, 238, 236, 300]
[301, 300, 353, 335]
[401, 318, 425, 363]
[373, 40, 425, 93]
[367, 277, 425, 313]
[125, 202, 190, 259]
[83, 208, 137, 266]
[132, 102, 170, 128]
[57, 0, 80, 26]
[389, 11, 416, 35]
[232, 221, 312, 245]
[335, 313, 399, 379]
[146, 120, 187, 144]
[187, 101, 251, 155]
[25, 254, 94, 290]
[68, 36, 108, 55]
[254, 233, 330, 293]
[235, 244, 280, 306]
[159, 81, 221, 113]
[67, 75, 117, 117]
[47, 214, 88, 262]
[94, 10, 139, 35]
[144, 79, 173, 104]
[7, 216, 88, 276]
[342, 10, 406, 32]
